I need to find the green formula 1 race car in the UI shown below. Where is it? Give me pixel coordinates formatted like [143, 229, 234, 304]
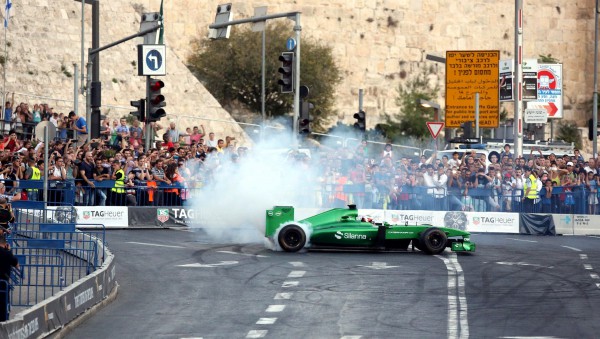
[265, 205, 475, 255]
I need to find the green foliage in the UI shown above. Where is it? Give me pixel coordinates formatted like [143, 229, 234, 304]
[187, 22, 342, 132]
[556, 120, 582, 149]
[376, 66, 439, 144]
[538, 54, 560, 64]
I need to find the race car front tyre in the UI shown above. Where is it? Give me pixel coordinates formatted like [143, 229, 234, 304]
[419, 227, 448, 255]
[278, 225, 306, 252]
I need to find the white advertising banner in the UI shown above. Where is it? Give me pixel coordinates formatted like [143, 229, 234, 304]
[74, 207, 129, 228]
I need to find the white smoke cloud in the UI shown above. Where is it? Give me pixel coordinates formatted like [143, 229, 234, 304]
[186, 134, 321, 244]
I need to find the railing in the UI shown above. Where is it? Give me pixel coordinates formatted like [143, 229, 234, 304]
[6, 201, 106, 307]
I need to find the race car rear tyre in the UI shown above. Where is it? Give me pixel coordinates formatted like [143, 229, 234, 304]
[419, 227, 448, 255]
[278, 225, 306, 252]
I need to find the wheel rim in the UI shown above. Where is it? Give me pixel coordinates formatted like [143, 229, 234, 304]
[427, 233, 445, 249]
[284, 230, 302, 247]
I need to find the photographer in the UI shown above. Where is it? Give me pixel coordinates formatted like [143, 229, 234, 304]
[0, 236, 19, 321]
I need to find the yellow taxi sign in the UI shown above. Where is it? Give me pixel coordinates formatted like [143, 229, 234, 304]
[445, 50, 500, 128]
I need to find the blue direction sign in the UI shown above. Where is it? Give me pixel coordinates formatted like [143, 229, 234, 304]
[286, 37, 296, 51]
[146, 49, 163, 71]
[138, 44, 166, 76]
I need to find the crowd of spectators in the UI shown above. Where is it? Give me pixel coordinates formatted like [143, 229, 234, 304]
[0, 94, 597, 215]
[318, 140, 595, 215]
[0, 94, 246, 207]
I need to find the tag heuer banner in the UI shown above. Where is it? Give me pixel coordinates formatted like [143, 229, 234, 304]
[128, 207, 191, 228]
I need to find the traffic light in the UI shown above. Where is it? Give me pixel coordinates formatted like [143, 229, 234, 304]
[278, 52, 294, 93]
[147, 78, 166, 122]
[589, 118, 594, 141]
[130, 99, 146, 122]
[461, 121, 473, 138]
[299, 100, 313, 135]
[353, 110, 366, 132]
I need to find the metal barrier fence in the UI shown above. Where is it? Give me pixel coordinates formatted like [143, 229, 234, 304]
[14, 179, 592, 214]
[315, 184, 589, 215]
[6, 201, 106, 307]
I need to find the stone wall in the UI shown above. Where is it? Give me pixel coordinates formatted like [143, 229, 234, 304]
[2, 0, 594, 146]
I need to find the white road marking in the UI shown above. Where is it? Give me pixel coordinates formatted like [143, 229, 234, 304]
[561, 245, 581, 252]
[357, 262, 399, 270]
[437, 253, 469, 339]
[256, 318, 277, 325]
[584, 264, 593, 270]
[496, 262, 554, 269]
[282, 281, 299, 288]
[500, 337, 564, 338]
[580, 254, 588, 260]
[506, 238, 538, 243]
[274, 292, 292, 300]
[288, 270, 306, 278]
[597, 283, 600, 289]
[180, 337, 203, 339]
[289, 261, 305, 267]
[341, 336, 363, 339]
[246, 330, 268, 338]
[126, 241, 184, 249]
[590, 273, 599, 279]
[177, 261, 238, 268]
[217, 250, 268, 258]
[266, 305, 285, 312]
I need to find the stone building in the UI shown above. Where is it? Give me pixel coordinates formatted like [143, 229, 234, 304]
[1, 0, 594, 146]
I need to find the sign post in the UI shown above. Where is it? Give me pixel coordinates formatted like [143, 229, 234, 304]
[445, 50, 500, 128]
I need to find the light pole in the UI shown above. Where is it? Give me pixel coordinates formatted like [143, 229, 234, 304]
[419, 99, 440, 122]
[593, 0, 599, 157]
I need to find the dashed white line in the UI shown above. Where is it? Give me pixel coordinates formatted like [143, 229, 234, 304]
[256, 318, 277, 325]
[266, 305, 286, 312]
[287, 270, 306, 278]
[590, 273, 599, 279]
[274, 292, 292, 300]
[341, 336, 363, 339]
[126, 241, 184, 249]
[506, 238, 538, 243]
[561, 245, 582, 252]
[580, 254, 588, 260]
[217, 250, 268, 258]
[282, 281, 299, 288]
[597, 283, 600, 289]
[246, 330, 268, 338]
[584, 264, 594, 270]
[289, 261, 305, 267]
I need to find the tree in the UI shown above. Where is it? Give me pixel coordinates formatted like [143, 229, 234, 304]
[556, 120, 582, 150]
[187, 22, 342, 132]
[375, 66, 439, 144]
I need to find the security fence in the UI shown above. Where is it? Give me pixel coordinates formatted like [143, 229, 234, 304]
[6, 201, 106, 308]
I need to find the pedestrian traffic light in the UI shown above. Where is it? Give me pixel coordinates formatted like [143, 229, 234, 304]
[147, 78, 166, 122]
[353, 110, 366, 132]
[278, 52, 294, 93]
[461, 121, 473, 138]
[130, 98, 146, 122]
[299, 100, 313, 135]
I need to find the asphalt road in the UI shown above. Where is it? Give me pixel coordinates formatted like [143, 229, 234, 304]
[63, 230, 600, 339]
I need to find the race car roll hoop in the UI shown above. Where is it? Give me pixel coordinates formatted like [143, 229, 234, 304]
[265, 205, 476, 255]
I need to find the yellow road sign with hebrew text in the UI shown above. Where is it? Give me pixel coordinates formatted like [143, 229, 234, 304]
[445, 50, 500, 128]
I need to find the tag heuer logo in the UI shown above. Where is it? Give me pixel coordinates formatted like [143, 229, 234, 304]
[157, 209, 169, 223]
[83, 211, 91, 220]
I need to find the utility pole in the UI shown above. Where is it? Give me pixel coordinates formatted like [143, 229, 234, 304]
[209, 6, 302, 147]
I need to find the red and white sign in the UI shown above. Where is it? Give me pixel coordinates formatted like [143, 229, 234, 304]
[530, 63, 562, 118]
[426, 122, 444, 139]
